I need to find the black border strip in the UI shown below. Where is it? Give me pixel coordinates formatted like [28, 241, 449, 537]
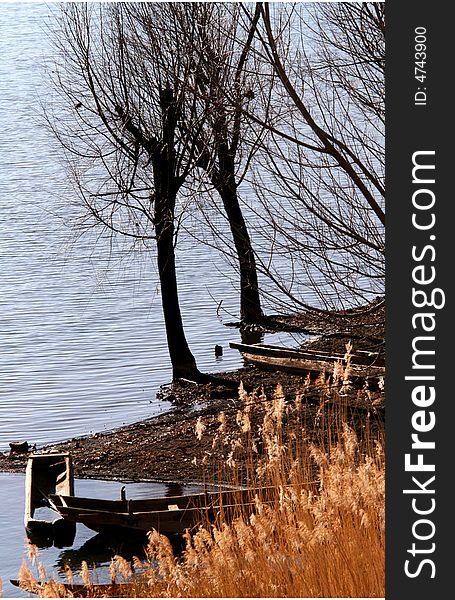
[386, 1, 451, 597]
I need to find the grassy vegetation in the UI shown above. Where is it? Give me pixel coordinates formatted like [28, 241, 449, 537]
[15, 359, 385, 598]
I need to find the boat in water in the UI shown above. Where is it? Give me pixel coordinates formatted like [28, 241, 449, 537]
[49, 486, 265, 537]
[24, 452, 76, 547]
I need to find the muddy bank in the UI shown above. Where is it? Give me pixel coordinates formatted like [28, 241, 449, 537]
[0, 368, 384, 484]
[0, 300, 385, 483]
[0, 367, 312, 480]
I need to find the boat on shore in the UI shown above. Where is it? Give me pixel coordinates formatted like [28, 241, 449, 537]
[230, 342, 385, 379]
[24, 452, 76, 547]
[26, 453, 315, 539]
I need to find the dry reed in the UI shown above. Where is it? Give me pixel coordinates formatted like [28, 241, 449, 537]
[17, 357, 384, 598]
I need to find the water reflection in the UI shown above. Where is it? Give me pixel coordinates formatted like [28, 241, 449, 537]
[26, 516, 76, 550]
[164, 482, 184, 498]
[240, 329, 264, 346]
[55, 532, 148, 574]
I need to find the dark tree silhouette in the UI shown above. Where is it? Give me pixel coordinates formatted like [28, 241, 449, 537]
[47, 4, 209, 379]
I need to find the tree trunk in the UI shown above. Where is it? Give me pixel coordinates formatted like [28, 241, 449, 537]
[154, 194, 200, 381]
[213, 148, 262, 324]
[154, 88, 200, 381]
[220, 186, 263, 323]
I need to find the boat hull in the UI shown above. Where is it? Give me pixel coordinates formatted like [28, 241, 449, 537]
[230, 342, 385, 378]
[49, 486, 286, 536]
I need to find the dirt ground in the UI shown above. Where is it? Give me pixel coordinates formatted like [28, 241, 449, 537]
[0, 300, 385, 484]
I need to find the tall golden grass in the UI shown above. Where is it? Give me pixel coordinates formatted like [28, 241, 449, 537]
[16, 358, 385, 598]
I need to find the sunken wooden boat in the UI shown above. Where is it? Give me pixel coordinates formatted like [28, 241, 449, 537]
[49, 487, 272, 537]
[230, 342, 385, 379]
[10, 579, 129, 598]
[25, 452, 76, 547]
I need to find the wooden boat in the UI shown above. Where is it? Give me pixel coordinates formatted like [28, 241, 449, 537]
[49, 486, 275, 537]
[230, 342, 385, 379]
[10, 579, 129, 598]
[25, 452, 76, 547]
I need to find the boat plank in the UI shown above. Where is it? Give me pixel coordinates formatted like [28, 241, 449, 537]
[53, 501, 266, 535]
[50, 487, 259, 515]
[11, 579, 129, 598]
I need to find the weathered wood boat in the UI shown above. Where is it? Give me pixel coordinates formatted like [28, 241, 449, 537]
[10, 579, 129, 598]
[25, 452, 76, 547]
[230, 342, 385, 379]
[49, 486, 274, 537]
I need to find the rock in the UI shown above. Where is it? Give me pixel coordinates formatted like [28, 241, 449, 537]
[9, 441, 30, 454]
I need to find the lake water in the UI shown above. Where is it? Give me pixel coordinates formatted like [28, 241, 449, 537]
[0, 5, 307, 595]
[0, 2, 300, 454]
[0, 472, 213, 598]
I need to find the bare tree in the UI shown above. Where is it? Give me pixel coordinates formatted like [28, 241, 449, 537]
[190, 3, 263, 324]
[241, 2, 385, 311]
[47, 0, 385, 383]
[46, 3, 218, 380]
[47, 4, 269, 384]
[147, 2, 265, 324]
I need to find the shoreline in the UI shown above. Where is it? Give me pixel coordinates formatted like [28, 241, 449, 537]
[1, 302, 385, 484]
[0, 368, 384, 485]
[0, 366, 321, 483]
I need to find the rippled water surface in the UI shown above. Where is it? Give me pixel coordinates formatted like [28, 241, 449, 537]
[0, 473, 211, 598]
[0, 6, 309, 594]
[0, 3, 250, 453]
